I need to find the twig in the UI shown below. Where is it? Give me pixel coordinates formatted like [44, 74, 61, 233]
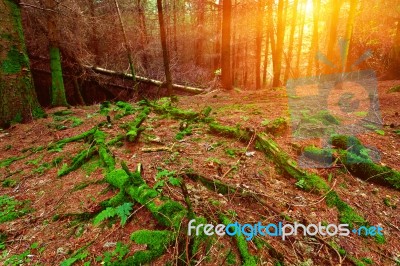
[221, 131, 256, 179]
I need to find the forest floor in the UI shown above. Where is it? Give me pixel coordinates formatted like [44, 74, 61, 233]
[0, 80, 399, 266]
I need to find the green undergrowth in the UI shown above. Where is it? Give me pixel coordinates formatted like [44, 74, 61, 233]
[0, 195, 31, 223]
[388, 85, 400, 93]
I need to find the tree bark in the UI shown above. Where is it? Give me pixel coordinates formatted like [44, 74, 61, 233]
[255, 0, 264, 89]
[272, 0, 286, 87]
[325, 0, 344, 73]
[157, 0, 173, 96]
[307, 0, 320, 76]
[283, 0, 299, 82]
[46, 0, 68, 107]
[0, 0, 45, 127]
[341, 0, 358, 72]
[221, 0, 232, 90]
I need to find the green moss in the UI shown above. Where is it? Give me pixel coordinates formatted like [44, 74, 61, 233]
[57, 147, 96, 177]
[1, 46, 26, 74]
[388, 85, 400, 93]
[0, 155, 27, 168]
[331, 135, 400, 189]
[264, 117, 288, 136]
[176, 126, 192, 140]
[303, 146, 334, 164]
[53, 110, 73, 116]
[125, 107, 150, 142]
[325, 192, 366, 227]
[49, 46, 68, 107]
[0, 195, 31, 223]
[48, 127, 97, 151]
[127, 230, 174, 265]
[105, 169, 131, 189]
[220, 214, 257, 266]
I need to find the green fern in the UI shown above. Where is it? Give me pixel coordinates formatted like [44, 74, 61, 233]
[93, 202, 133, 226]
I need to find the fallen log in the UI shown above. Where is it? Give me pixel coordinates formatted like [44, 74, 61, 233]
[86, 65, 205, 94]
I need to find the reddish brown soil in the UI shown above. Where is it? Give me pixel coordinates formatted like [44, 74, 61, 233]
[0, 81, 399, 265]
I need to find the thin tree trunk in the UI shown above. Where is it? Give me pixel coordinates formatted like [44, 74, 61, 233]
[172, 0, 178, 52]
[157, 0, 173, 95]
[114, 0, 137, 88]
[195, 0, 205, 66]
[272, 0, 286, 87]
[342, 0, 358, 72]
[294, 1, 306, 77]
[137, 0, 149, 71]
[255, 0, 264, 89]
[46, 0, 68, 107]
[326, 0, 344, 73]
[307, 0, 320, 76]
[221, 0, 232, 90]
[283, 0, 299, 82]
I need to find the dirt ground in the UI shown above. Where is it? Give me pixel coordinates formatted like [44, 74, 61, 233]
[0, 80, 399, 265]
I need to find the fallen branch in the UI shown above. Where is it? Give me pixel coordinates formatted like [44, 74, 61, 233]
[86, 65, 205, 94]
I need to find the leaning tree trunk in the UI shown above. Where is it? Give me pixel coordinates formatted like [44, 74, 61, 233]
[0, 0, 45, 128]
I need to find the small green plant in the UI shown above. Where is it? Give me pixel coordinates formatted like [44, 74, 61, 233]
[361, 257, 373, 264]
[175, 126, 192, 140]
[2, 242, 39, 265]
[0, 195, 31, 223]
[375, 129, 385, 136]
[295, 179, 306, 189]
[154, 169, 181, 190]
[93, 202, 133, 226]
[61, 251, 89, 266]
[2, 178, 18, 188]
[70, 117, 83, 127]
[96, 242, 130, 264]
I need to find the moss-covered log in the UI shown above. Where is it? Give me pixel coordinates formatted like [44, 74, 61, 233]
[0, 0, 45, 128]
[219, 214, 257, 266]
[302, 134, 400, 190]
[125, 107, 150, 142]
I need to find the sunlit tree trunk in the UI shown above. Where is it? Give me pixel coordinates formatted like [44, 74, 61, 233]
[255, 0, 264, 89]
[195, 0, 205, 66]
[272, 0, 286, 87]
[294, 1, 306, 77]
[264, 0, 275, 87]
[342, 0, 358, 72]
[157, 0, 173, 95]
[325, 0, 344, 73]
[221, 0, 232, 90]
[307, 0, 320, 76]
[390, 17, 400, 77]
[214, 1, 221, 71]
[283, 0, 299, 82]
[0, 0, 45, 127]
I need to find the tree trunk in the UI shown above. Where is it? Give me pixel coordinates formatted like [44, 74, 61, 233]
[325, 0, 344, 73]
[272, 0, 286, 87]
[283, 0, 299, 82]
[221, 0, 232, 90]
[157, 0, 173, 96]
[0, 0, 45, 127]
[137, 0, 149, 71]
[307, 0, 320, 76]
[341, 0, 358, 72]
[114, 0, 137, 88]
[46, 0, 68, 107]
[195, 0, 205, 66]
[294, 1, 306, 77]
[255, 0, 264, 89]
